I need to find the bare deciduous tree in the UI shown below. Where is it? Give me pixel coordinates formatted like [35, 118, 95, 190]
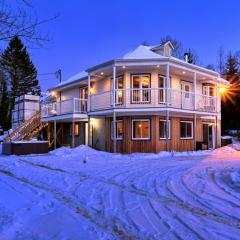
[0, 0, 57, 46]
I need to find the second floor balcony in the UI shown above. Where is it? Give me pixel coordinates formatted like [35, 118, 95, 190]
[41, 98, 87, 118]
[90, 88, 218, 113]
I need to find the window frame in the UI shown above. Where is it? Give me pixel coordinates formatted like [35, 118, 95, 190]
[159, 119, 171, 140]
[131, 119, 151, 140]
[111, 120, 123, 140]
[131, 73, 151, 104]
[180, 120, 193, 139]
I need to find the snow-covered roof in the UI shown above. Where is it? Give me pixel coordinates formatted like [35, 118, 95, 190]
[50, 71, 88, 91]
[123, 45, 163, 59]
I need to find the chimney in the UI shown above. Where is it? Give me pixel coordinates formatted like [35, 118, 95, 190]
[184, 52, 189, 63]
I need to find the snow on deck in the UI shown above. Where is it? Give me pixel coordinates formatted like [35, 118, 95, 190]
[0, 145, 240, 239]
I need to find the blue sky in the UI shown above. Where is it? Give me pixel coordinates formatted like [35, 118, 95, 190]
[28, 0, 240, 91]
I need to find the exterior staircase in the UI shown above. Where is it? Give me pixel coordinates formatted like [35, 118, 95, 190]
[4, 111, 48, 142]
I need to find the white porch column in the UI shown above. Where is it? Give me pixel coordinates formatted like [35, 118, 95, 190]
[166, 63, 170, 105]
[54, 120, 57, 149]
[71, 118, 75, 148]
[215, 81, 218, 113]
[193, 72, 197, 110]
[194, 113, 197, 150]
[215, 116, 218, 149]
[113, 111, 117, 153]
[166, 110, 170, 151]
[112, 65, 116, 108]
[87, 74, 91, 112]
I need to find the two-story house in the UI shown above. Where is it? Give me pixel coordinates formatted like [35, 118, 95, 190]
[41, 41, 229, 153]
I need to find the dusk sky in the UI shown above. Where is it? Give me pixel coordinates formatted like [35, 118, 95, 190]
[28, 0, 240, 92]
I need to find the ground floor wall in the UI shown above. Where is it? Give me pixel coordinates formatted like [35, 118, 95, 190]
[98, 115, 221, 154]
[48, 121, 87, 149]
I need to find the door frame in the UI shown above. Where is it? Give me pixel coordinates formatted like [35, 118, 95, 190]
[202, 122, 215, 149]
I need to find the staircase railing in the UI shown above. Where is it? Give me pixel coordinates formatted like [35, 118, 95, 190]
[4, 111, 46, 142]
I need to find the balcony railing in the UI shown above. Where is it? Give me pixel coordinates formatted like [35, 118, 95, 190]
[90, 88, 218, 113]
[41, 98, 87, 117]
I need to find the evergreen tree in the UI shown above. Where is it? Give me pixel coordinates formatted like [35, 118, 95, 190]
[222, 53, 240, 132]
[0, 36, 41, 128]
[0, 75, 10, 130]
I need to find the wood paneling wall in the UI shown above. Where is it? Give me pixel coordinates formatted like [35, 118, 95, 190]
[105, 115, 217, 153]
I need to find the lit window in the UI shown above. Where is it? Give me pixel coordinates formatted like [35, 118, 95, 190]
[180, 121, 193, 139]
[132, 119, 150, 140]
[75, 124, 79, 136]
[70, 124, 79, 136]
[159, 119, 171, 139]
[111, 120, 123, 140]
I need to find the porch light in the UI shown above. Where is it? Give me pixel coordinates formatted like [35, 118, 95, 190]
[219, 86, 226, 94]
[100, 72, 104, 75]
[182, 71, 186, 74]
[90, 87, 94, 94]
[157, 65, 160, 68]
[90, 119, 95, 127]
[51, 91, 56, 97]
[122, 66, 126, 69]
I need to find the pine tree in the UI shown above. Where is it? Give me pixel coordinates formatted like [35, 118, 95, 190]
[222, 53, 240, 132]
[0, 73, 10, 130]
[1, 36, 41, 97]
[0, 36, 41, 128]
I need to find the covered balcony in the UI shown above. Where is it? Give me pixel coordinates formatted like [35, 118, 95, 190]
[89, 88, 218, 113]
[41, 98, 87, 118]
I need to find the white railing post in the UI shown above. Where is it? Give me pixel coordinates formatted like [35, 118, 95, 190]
[87, 74, 91, 112]
[166, 63, 170, 106]
[193, 72, 197, 110]
[215, 81, 218, 112]
[73, 98, 76, 113]
[112, 65, 116, 108]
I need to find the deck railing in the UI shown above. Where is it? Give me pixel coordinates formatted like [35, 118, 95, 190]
[41, 98, 87, 117]
[90, 88, 217, 113]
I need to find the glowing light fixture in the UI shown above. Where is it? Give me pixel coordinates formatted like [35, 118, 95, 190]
[182, 71, 186, 74]
[157, 65, 160, 68]
[51, 91, 56, 97]
[90, 88, 94, 94]
[122, 66, 126, 69]
[219, 86, 226, 94]
[100, 72, 104, 75]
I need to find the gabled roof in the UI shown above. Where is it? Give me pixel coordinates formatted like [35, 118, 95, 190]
[151, 41, 174, 52]
[123, 45, 163, 59]
[49, 71, 88, 91]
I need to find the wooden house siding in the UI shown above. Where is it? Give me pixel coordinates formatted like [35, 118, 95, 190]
[105, 115, 218, 153]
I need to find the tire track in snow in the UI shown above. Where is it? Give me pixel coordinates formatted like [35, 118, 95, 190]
[13, 158, 240, 233]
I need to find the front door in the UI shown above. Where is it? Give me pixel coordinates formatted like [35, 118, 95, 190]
[181, 81, 193, 109]
[202, 123, 215, 149]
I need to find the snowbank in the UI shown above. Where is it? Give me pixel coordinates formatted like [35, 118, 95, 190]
[50, 144, 216, 161]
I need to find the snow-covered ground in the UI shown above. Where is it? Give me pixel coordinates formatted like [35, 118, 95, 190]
[1, 145, 240, 239]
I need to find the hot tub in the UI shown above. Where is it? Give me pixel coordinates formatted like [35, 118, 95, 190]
[2, 141, 49, 155]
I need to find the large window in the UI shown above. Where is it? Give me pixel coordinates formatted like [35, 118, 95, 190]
[159, 119, 171, 139]
[132, 119, 150, 140]
[180, 121, 193, 139]
[131, 74, 151, 103]
[111, 120, 123, 140]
